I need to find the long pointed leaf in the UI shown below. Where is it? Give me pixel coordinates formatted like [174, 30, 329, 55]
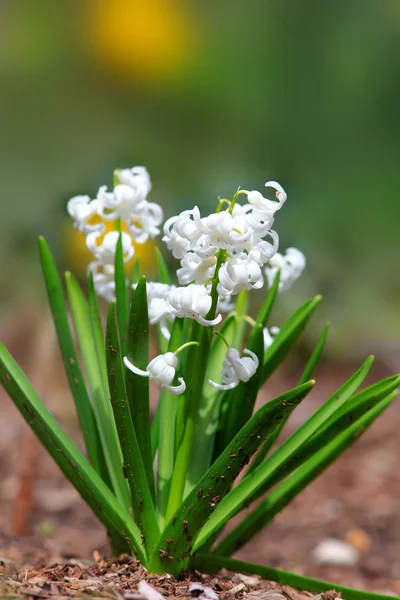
[37, 237, 103, 474]
[216, 390, 397, 556]
[248, 321, 330, 475]
[125, 277, 155, 501]
[192, 357, 373, 552]
[115, 234, 129, 355]
[65, 272, 130, 510]
[193, 555, 399, 600]
[255, 269, 280, 328]
[298, 321, 329, 385]
[106, 302, 160, 556]
[150, 381, 314, 575]
[0, 342, 146, 564]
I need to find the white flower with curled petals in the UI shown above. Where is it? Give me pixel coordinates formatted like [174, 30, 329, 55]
[265, 247, 306, 292]
[86, 231, 134, 265]
[127, 200, 163, 243]
[67, 195, 104, 235]
[193, 207, 253, 255]
[247, 231, 279, 266]
[117, 165, 152, 196]
[124, 352, 185, 395]
[177, 253, 217, 285]
[168, 284, 222, 326]
[217, 256, 263, 297]
[145, 282, 176, 340]
[88, 263, 116, 302]
[244, 181, 287, 213]
[208, 348, 259, 391]
[162, 211, 200, 259]
[97, 184, 144, 221]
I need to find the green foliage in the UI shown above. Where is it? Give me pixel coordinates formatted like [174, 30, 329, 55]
[1, 236, 398, 599]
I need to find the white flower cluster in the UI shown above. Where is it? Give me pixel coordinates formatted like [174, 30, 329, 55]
[67, 166, 163, 301]
[163, 181, 288, 300]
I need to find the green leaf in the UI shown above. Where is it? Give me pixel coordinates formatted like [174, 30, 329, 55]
[65, 272, 130, 510]
[262, 295, 322, 385]
[233, 291, 249, 348]
[193, 357, 372, 552]
[247, 374, 400, 496]
[130, 258, 141, 284]
[125, 277, 155, 501]
[106, 302, 160, 556]
[115, 234, 129, 355]
[248, 321, 330, 475]
[37, 237, 103, 474]
[215, 389, 398, 556]
[152, 381, 314, 574]
[156, 247, 171, 284]
[298, 321, 329, 384]
[193, 555, 399, 600]
[185, 314, 238, 494]
[87, 272, 108, 388]
[0, 342, 146, 564]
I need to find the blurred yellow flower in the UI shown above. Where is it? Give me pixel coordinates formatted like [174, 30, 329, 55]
[88, 0, 194, 82]
[64, 219, 157, 279]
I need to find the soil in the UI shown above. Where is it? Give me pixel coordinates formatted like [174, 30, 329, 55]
[1, 310, 400, 598]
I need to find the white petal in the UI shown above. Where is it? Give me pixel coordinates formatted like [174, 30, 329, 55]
[123, 356, 149, 377]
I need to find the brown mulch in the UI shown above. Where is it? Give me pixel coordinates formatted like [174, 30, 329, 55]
[1, 309, 400, 598]
[0, 554, 339, 600]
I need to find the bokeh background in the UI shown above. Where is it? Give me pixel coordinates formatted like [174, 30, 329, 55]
[1, 2, 400, 593]
[1, 0, 399, 353]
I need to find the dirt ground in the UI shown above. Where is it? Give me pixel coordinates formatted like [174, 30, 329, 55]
[1, 312, 400, 598]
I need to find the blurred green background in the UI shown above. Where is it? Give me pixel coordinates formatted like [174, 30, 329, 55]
[1, 0, 399, 357]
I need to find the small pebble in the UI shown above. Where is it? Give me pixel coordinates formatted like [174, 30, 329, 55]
[312, 538, 360, 566]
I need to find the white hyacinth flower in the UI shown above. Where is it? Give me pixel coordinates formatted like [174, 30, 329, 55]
[247, 231, 279, 266]
[67, 195, 104, 235]
[208, 347, 259, 391]
[117, 166, 152, 196]
[263, 325, 280, 350]
[123, 352, 185, 395]
[217, 256, 263, 297]
[177, 253, 217, 285]
[97, 184, 144, 221]
[168, 284, 222, 326]
[265, 247, 306, 292]
[162, 211, 200, 259]
[86, 231, 134, 265]
[193, 206, 253, 255]
[126, 200, 163, 243]
[145, 282, 176, 340]
[88, 263, 116, 302]
[245, 181, 287, 213]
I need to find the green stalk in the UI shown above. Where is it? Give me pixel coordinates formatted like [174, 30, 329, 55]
[156, 318, 185, 527]
[165, 326, 212, 521]
[106, 302, 160, 557]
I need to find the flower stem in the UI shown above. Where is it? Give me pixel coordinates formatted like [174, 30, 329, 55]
[165, 326, 212, 521]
